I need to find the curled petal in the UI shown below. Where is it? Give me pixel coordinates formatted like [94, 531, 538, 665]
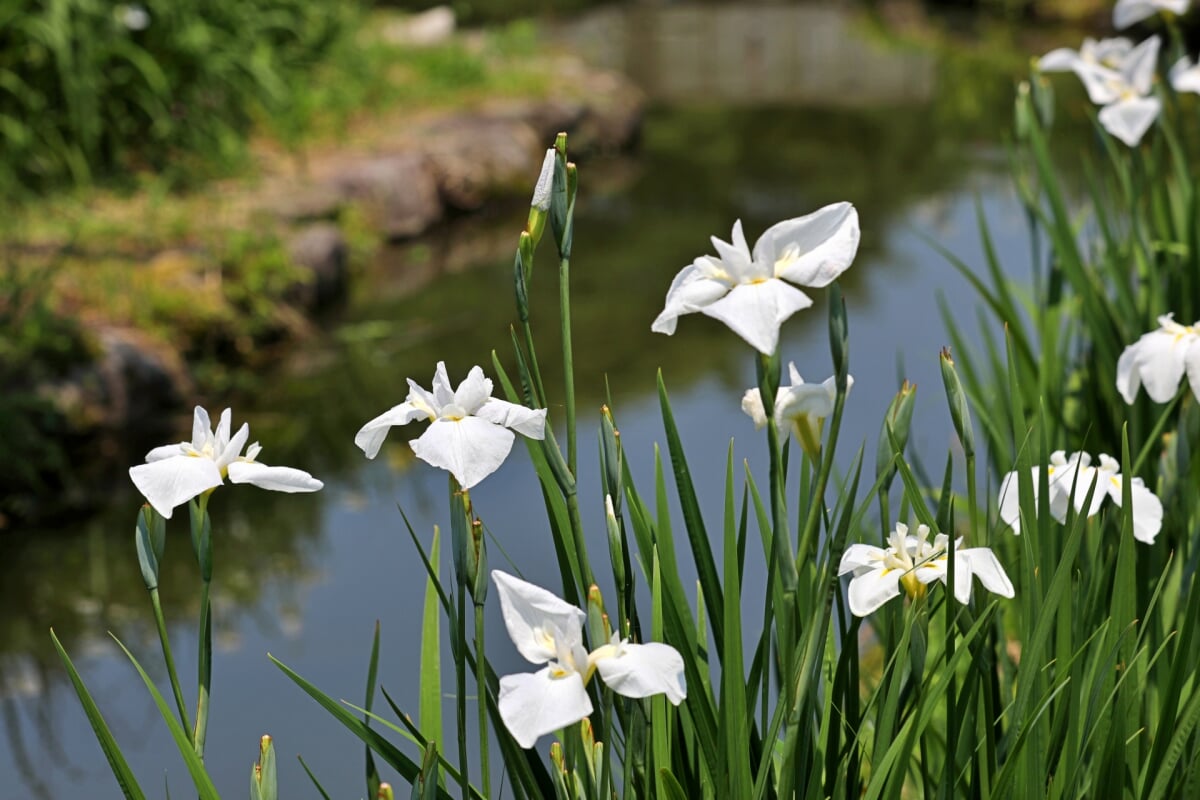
[498, 667, 592, 749]
[146, 443, 187, 462]
[431, 362, 456, 409]
[593, 642, 687, 704]
[354, 402, 434, 459]
[226, 461, 323, 493]
[960, 548, 1015, 600]
[476, 399, 547, 440]
[846, 567, 902, 617]
[1122, 35, 1161, 96]
[1116, 341, 1141, 404]
[776, 376, 839, 421]
[492, 570, 586, 664]
[997, 467, 1038, 533]
[1186, 343, 1200, 402]
[411, 416, 515, 489]
[755, 202, 860, 288]
[1075, 64, 1124, 105]
[701, 279, 813, 355]
[741, 388, 769, 429]
[1171, 57, 1200, 94]
[651, 263, 732, 336]
[1109, 478, 1164, 544]
[1132, 329, 1187, 403]
[1038, 47, 1080, 72]
[130, 456, 223, 519]
[838, 543, 887, 575]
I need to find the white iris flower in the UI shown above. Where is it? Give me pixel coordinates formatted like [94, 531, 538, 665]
[129, 407, 323, 519]
[355, 362, 546, 489]
[492, 570, 686, 749]
[1113, 0, 1189, 30]
[1117, 314, 1200, 404]
[741, 362, 852, 458]
[1072, 36, 1163, 146]
[837, 523, 1014, 618]
[1039, 36, 1134, 74]
[998, 451, 1163, 544]
[1169, 56, 1200, 93]
[651, 204, 860, 355]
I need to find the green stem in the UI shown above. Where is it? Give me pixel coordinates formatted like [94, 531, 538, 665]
[566, 492, 595, 594]
[148, 587, 191, 738]
[473, 603, 490, 799]
[456, 587, 470, 800]
[559, 255, 577, 477]
[521, 319, 548, 408]
[189, 494, 213, 762]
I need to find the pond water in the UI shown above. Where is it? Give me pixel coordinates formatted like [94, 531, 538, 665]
[0, 5, 1085, 798]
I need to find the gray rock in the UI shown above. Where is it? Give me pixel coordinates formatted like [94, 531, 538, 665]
[287, 223, 348, 309]
[322, 153, 443, 240]
[419, 117, 541, 210]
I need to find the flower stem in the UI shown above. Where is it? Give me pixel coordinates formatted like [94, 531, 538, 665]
[189, 495, 213, 762]
[148, 587, 191, 737]
[456, 584, 470, 800]
[473, 602, 490, 799]
[559, 255, 577, 478]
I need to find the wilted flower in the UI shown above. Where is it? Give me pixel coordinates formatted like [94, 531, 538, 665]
[493, 570, 686, 748]
[741, 362, 852, 458]
[129, 407, 323, 519]
[1114, 0, 1189, 29]
[998, 450, 1163, 544]
[355, 362, 546, 489]
[651, 204, 860, 355]
[837, 523, 1014, 617]
[1116, 313, 1200, 404]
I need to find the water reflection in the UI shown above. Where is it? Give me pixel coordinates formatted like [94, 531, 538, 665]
[0, 4, 1078, 797]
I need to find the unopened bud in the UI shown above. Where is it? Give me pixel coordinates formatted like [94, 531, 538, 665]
[940, 347, 975, 458]
[250, 734, 276, 800]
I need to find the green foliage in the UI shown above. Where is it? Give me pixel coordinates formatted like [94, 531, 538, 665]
[0, 0, 352, 192]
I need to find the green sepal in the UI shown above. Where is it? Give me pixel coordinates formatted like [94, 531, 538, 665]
[135, 505, 165, 591]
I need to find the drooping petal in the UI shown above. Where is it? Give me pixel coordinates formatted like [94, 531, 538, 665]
[756, 203, 860, 288]
[411, 416, 515, 489]
[1109, 477, 1164, 544]
[492, 570, 586, 664]
[1038, 47, 1081, 72]
[130, 456, 224, 519]
[476, 399, 547, 439]
[1114, 0, 1187, 29]
[838, 543, 887, 575]
[651, 262, 732, 336]
[960, 548, 1015, 599]
[594, 642, 687, 704]
[846, 567, 902, 617]
[741, 388, 769, 429]
[700, 279, 813, 355]
[145, 443, 187, 462]
[1116, 340, 1142, 403]
[1099, 95, 1162, 147]
[1185, 339, 1200, 401]
[226, 461, 323, 493]
[454, 366, 494, 415]
[497, 668, 593, 749]
[997, 467, 1037, 533]
[1133, 328, 1187, 402]
[1170, 57, 1200, 93]
[354, 401, 435, 459]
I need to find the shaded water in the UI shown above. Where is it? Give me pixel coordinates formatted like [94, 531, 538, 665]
[0, 6, 1072, 798]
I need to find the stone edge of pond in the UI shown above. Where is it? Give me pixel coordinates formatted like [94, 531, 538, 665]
[20, 68, 643, 513]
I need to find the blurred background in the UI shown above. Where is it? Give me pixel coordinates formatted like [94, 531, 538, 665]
[0, 0, 1124, 796]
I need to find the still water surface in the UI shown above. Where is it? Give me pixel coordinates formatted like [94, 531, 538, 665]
[1, 7, 1068, 798]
